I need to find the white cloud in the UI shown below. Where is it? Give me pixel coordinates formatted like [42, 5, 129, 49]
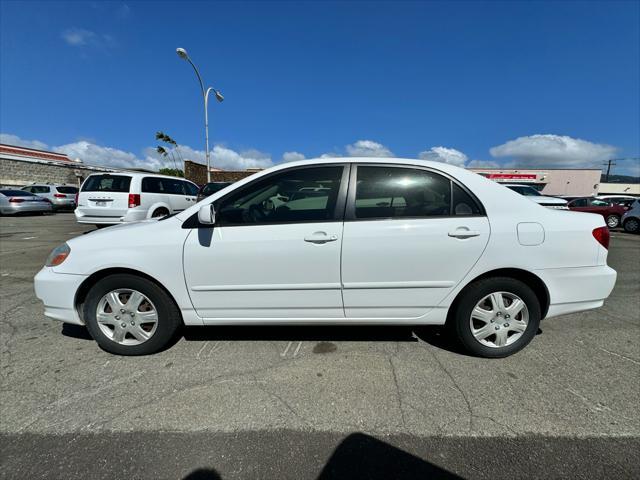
[0, 133, 49, 151]
[466, 159, 500, 168]
[282, 151, 306, 162]
[61, 28, 116, 48]
[418, 146, 468, 167]
[490, 134, 617, 168]
[1, 133, 272, 171]
[345, 140, 393, 158]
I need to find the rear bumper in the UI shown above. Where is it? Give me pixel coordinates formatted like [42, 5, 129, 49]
[536, 265, 617, 319]
[74, 209, 147, 224]
[34, 267, 87, 325]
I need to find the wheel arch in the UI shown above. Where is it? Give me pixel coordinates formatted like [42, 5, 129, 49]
[146, 202, 172, 219]
[74, 267, 183, 325]
[449, 268, 550, 322]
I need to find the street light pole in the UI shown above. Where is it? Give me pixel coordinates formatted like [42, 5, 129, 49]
[176, 47, 224, 183]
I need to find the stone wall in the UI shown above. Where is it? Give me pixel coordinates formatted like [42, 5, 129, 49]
[0, 158, 113, 188]
[184, 160, 258, 186]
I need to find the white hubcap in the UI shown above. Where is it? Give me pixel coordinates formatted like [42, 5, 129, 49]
[469, 291, 529, 348]
[96, 289, 158, 345]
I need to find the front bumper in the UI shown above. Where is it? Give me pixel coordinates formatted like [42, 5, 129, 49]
[536, 265, 617, 319]
[34, 267, 88, 325]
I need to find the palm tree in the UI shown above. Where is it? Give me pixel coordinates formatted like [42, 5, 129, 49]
[156, 145, 178, 170]
[156, 131, 185, 171]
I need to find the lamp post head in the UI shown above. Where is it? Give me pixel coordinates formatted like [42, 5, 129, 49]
[176, 47, 189, 60]
[214, 90, 224, 102]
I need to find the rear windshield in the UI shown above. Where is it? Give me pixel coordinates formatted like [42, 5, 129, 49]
[81, 175, 131, 193]
[0, 190, 34, 197]
[56, 186, 78, 194]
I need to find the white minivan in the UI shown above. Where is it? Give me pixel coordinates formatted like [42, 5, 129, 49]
[75, 172, 199, 227]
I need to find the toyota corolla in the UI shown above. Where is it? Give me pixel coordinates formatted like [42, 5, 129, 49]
[34, 158, 617, 357]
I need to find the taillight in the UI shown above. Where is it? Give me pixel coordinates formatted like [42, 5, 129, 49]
[9, 198, 24, 203]
[54, 193, 66, 198]
[128, 194, 141, 208]
[592, 226, 610, 250]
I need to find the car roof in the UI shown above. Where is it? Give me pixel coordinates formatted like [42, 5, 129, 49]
[85, 172, 196, 183]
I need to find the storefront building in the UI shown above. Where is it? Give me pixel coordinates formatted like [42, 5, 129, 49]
[468, 168, 603, 197]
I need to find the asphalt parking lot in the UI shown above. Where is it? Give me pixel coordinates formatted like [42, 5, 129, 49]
[1, 213, 639, 479]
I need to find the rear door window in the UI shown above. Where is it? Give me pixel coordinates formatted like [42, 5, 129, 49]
[32, 186, 50, 194]
[142, 177, 165, 193]
[82, 175, 132, 192]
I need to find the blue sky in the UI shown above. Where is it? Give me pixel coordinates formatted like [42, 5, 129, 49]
[1, 0, 639, 175]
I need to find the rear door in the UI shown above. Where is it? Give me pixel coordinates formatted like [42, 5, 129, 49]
[341, 164, 490, 319]
[77, 174, 132, 217]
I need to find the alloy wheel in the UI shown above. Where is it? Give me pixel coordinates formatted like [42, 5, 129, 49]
[96, 289, 158, 345]
[469, 291, 529, 348]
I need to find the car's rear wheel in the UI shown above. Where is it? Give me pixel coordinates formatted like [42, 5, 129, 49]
[83, 274, 182, 355]
[623, 218, 639, 234]
[450, 277, 541, 358]
[606, 214, 620, 229]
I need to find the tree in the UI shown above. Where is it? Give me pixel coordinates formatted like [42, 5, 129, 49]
[155, 131, 185, 170]
[158, 167, 184, 177]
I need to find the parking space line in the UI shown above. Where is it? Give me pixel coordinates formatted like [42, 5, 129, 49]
[280, 341, 292, 357]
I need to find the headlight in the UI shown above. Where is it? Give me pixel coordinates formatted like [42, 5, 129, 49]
[45, 243, 70, 267]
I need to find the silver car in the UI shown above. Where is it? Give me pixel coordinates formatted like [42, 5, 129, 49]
[0, 189, 53, 215]
[621, 199, 640, 234]
[21, 184, 78, 211]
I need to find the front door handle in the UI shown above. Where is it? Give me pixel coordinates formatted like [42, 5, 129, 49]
[448, 229, 481, 239]
[304, 232, 338, 244]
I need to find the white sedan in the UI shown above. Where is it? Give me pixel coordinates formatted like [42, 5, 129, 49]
[34, 158, 617, 357]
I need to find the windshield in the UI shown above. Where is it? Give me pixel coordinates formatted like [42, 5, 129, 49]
[81, 175, 131, 193]
[506, 185, 541, 196]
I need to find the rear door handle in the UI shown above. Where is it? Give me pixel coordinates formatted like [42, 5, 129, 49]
[448, 229, 481, 239]
[304, 232, 338, 244]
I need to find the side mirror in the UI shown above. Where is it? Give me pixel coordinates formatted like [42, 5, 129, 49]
[198, 204, 216, 225]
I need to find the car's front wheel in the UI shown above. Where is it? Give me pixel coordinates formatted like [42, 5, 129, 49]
[450, 277, 541, 358]
[623, 217, 640, 234]
[83, 274, 182, 355]
[606, 214, 620, 229]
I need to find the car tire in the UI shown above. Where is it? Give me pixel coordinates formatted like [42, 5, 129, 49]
[623, 217, 640, 234]
[450, 277, 541, 358]
[606, 214, 620, 229]
[152, 208, 170, 218]
[83, 274, 182, 355]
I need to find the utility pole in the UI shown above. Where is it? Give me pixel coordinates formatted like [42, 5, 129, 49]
[602, 159, 616, 182]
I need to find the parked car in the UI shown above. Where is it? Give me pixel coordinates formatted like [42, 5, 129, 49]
[596, 195, 637, 209]
[567, 197, 627, 228]
[21, 184, 78, 211]
[0, 189, 53, 215]
[35, 158, 616, 358]
[197, 182, 232, 202]
[74, 173, 199, 227]
[501, 184, 569, 209]
[621, 199, 640, 234]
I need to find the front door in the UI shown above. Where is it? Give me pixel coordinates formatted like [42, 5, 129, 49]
[183, 164, 349, 320]
[341, 165, 490, 319]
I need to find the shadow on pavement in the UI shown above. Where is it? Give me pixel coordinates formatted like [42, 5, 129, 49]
[316, 432, 461, 480]
[183, 324, 419, 343]
[61, 323, 93, 340]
